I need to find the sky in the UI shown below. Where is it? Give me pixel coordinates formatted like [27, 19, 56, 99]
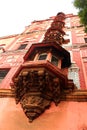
[0, 0, 78, 37]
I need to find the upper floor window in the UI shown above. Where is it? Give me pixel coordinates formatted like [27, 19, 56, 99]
[18, 44, 27, 50]
[51, 55, 59, 66]
[0, 69, 9, 83]
[38, 53, 47, 60]
[37, 53, 60, 67]
[84, 38, 87, 43]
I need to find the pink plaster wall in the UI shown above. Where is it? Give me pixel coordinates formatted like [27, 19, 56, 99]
[0, 98, 87, 130]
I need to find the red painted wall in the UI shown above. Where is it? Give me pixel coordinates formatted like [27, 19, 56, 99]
[66, 14, 87, 89]
[0, 14, 87, 90]
[0, 13, 87, 130]
[73, 50, 86, 89]
[0, 19, 53, 89]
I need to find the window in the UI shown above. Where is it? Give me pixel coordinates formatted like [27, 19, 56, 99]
[0, 69, 9, 83]
[38, 53, 47, 60]
[18, 44, 27, 50]
[84, 38, 87, 43]
[51, 55, 59, 66]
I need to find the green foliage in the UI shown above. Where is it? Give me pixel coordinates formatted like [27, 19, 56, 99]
[73, 0, 87, 32]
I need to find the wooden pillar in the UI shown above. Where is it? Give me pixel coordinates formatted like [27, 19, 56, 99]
[46, 52, 52, 61]
[58, 60, 62, 69]
[34, 53, 39, 61]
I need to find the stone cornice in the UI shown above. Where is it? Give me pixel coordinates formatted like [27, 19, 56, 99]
[0, 89, 14, 97]
[0, 88, 87, 102]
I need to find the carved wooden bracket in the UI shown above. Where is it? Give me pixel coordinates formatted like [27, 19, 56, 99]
[12, 67, 75, 122]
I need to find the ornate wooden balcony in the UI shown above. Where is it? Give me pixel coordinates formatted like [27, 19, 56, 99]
[12, 60, 75, 122]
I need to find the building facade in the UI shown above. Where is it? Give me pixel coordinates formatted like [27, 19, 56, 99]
[0, 13, 87, 130]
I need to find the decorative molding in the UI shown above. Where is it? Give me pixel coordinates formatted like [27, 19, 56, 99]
[0, 89, 14, 97]
[0, 88, 87, 102]
[61, 90, 87, 102]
